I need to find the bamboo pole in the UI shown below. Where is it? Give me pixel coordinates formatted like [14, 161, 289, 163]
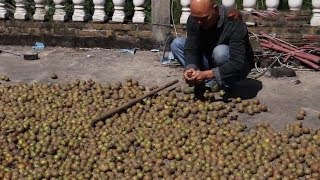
[91, 79, 179, 125]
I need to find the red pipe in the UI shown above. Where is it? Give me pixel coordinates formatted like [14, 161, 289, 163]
[283, 55, 292, 63]
[300, 46, 320, 52]
[260, 42, 320, 70]
[260, 40, 320, 64]
[294, 56, 320, 70]
[277, 44, 320, 63]
[259, 34, 320, 63]
[259, 31, 298, 49]
[259, 39, 270, 44]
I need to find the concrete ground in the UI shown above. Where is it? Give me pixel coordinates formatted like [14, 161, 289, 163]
[0, 45, 319, 131]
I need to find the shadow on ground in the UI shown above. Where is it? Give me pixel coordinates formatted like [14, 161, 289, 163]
[229, 78, 263, 99]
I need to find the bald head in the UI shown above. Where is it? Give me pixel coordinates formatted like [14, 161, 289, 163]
[190, 0, 219, 29]
[190, 0, 216, 17]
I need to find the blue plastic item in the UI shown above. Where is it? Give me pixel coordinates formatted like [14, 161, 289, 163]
[32, 42, 45, 50]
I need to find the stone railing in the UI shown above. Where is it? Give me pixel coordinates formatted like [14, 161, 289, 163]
[0, 0, 319, 26]
[0, 0, 319, 49]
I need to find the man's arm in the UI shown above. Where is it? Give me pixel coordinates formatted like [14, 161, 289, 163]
[212, 22, 248, 85]
[184, 17, 202, 70]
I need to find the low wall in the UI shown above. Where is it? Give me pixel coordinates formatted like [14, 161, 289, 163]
[0, 21, 156, 49]
[0, 11, 319, 49]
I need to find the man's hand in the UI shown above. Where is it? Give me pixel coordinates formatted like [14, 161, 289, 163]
[184, 69, 214, 85]
[187, 70, 206, 82]
[184, 68, 196, 80]
[184, 68, 198, 86]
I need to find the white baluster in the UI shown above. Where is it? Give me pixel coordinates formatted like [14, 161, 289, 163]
[14, 0, 27, 20]
[243, 0, 256, 11]
[222, 0, 236, 8]
[112, 0, 125, 22]
[53, 0, 68, 21]
[93, 0, 107, 22]
[133, 0, 145, 23]
[0, 0, 8, 19]
[311, 0, 320, 26]
[266, 0, 279, 11]
[288, 0, 303, 11]
[72, 0, 89, 21]
[33, 0, 47, 20]
[180, 0, 190, 24]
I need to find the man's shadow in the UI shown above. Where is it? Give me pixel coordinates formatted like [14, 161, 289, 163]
[227, 78, 263, 99]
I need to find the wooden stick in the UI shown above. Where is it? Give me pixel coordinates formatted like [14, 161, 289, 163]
[91, 79, 179, 125]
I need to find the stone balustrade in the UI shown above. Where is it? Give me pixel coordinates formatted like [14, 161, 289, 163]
[0, 0, 319, 49]
[0, 0, 319, 26]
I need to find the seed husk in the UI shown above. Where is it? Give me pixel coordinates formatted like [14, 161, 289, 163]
[296, 113, 304, 120]
[0, 79, 316, 179]
[50, 73, 58, 79]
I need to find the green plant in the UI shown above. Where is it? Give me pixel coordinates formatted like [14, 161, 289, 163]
[172, 0, 182, 24]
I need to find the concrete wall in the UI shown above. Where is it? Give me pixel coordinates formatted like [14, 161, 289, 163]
[0, 21, 155, 49]
[0, 11, 319, 49]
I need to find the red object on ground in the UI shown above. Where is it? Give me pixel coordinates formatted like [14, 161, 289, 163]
[259, 31, 320, 63]
[258, 31, 320, 70]
[260, 42, 320, 70]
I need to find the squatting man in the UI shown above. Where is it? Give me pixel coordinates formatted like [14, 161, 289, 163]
[170, 0, 254, 94]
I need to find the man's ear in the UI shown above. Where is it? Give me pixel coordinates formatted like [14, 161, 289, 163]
[213, 3, 218, 10]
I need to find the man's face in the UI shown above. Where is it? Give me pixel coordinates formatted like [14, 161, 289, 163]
[192, 4, 219, 29]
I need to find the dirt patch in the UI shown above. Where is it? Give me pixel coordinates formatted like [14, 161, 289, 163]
[0, 45, 319, 131]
